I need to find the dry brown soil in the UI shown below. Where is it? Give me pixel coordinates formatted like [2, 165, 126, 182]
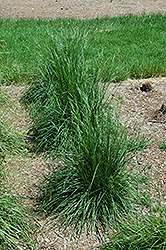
[0, 0, 166, 20]
[0, 1, 166, 250]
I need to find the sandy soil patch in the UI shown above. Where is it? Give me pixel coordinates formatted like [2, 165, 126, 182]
[0, 0, 166, 20]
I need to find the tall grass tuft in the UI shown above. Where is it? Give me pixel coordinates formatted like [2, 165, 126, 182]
[0, 89, 38, 249]
[101, 205, 166, 250]
[21, 27, 106, 152]
[0, 163, 38, 249]
[20, 27, 151, 237]
[21, 26, 151, 238]
[40, 101, 149, 237]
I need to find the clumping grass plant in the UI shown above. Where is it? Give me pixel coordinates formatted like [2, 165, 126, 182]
[40, 99, 150, 237]
[0, 164, 38, 249]
[21, 27, 107, 152]
[0, 147, 37, 249]
[21, 26, 151, 238]
[101, 205, 166, 250]
[0, 90, 38, 249]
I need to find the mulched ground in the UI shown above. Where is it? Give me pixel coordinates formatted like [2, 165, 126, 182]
[1, 76, 166, 249]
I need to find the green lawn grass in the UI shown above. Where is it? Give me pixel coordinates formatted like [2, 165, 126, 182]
[0, 13, 166, 84]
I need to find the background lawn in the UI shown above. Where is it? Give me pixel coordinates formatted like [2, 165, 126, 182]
[0, 13, 166, 85]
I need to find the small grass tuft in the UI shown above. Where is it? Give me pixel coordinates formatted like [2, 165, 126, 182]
[0, 191, 38, 250]
[0, 89, 25, 156]
[159, 140, 166, 151]
[0, 157, 38, 249]
[101, 206, 166, 250]
[0, 122, 24, 156]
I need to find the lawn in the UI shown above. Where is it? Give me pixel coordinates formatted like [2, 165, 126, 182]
[0, 14, 166, 85]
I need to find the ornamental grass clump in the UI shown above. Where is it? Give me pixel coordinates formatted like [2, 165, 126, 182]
[0, 163, 38, 249]
[40, 99, 149, 237]
[0, 91, 38, 249]
[0, 143, 37, 249]
[21, 26, 150, 238]
[0, 90, 24, 156]
[101, 205, 166, 250]
[21, 27, 106, 152]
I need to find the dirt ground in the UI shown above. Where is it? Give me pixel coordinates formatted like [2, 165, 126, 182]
[2, 77, 166, 250]
[0, 0, 166, 20]
[0, 1, 166, 250]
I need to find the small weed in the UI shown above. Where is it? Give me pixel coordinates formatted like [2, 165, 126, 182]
[159, 140, 166, 151]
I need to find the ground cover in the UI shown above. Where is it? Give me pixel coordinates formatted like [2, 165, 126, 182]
[0, 14, 166, 85]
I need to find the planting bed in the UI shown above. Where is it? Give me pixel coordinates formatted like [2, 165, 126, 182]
[1, 76, 166, 249]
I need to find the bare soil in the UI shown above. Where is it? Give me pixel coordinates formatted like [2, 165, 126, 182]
[0, 1, 166, 249]
[0, 0, 166, 20]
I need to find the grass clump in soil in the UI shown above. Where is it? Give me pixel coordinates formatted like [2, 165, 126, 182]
[21, 27, 107, 152]
[0, 161, 38, 250]
[20, 26, 151, 238]
[0, 121, 24, 157]
[0, 89, 24, 156]
[0, 91, 38, 250]
[40, 104, 149, 237]
[101, 205, 166, 250]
